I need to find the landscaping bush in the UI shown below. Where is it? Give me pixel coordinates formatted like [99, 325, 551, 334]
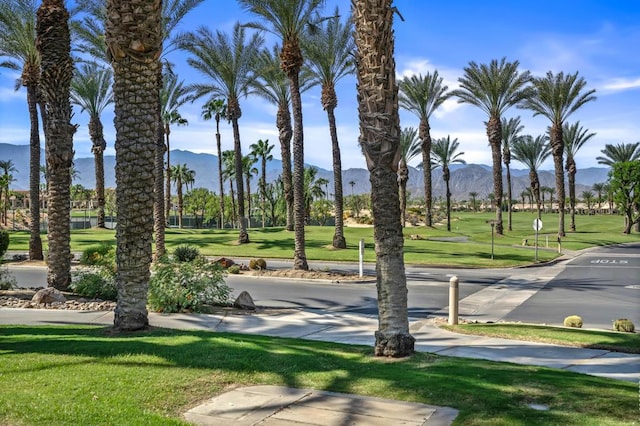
[148, 258, 230, 313]
[0, 267, 16, 290]
[173, 244, 201, 262]
[563, 315, 583, 328]
[249, 258, 267, 270]
[227, 265, 240, 274]
[80, 243, 115, 269]
[70, 267, 117, 301]
[613, 318, 635, 333]
[0, 230, 9, 259]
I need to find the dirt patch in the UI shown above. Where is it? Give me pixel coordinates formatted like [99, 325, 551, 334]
[243, 268, 370, 282]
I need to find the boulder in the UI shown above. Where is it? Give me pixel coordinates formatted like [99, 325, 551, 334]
[214, 257, 235, 268]
[32, 287, 66, 306]
[233, 291, 256, 310]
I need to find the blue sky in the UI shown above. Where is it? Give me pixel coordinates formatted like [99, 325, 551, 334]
[1, 0, 639, 171]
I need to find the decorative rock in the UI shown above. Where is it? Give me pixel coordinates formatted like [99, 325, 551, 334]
[214, 257, 235, 268]
[233, 291, 256, 310]
[32, 287, 67, 306]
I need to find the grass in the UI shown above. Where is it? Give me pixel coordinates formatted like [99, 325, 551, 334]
[0, 325, 636, 425]
[441, 323, 640, 354]
[7, 211, 639, 268]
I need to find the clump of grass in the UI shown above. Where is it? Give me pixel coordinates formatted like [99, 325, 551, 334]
[564, 315, 583, 328]
[613, 319, 635, 333]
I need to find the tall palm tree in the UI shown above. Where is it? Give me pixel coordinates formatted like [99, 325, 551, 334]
[581, 190, 594, 210]
[452, 58, 532, 235]
[540, 186, 552, 212]
[501, 116, 524, 231]
[201, 98, 227, 228]
[519, 71, 596, 237]
[0, 0, 43, 260]
[171, 163, 195, 228]
[160, 71, 190, 231]
[596, 142, 640, 166]
[398, 71, 449, 227]
[242, 154, 258, 225]
[398, 127, 421, 226]
[0, 160, 17, 225]
[249, 138, 274, 228]
[592, 182, 605, 210]
[303, 166, 328, 222]
[511, 134, 551, 219]
[563, 121, 596, 231]
[70, 62, 113, 229]
[252, 45, 315, 232]
[431, 136, 466, 231]
[240, 0, 325, 270]
[602, 182, 614, 214]
[37, 0, 75, 290]
[181, 23, 263, 244]
[302, 7, 354, 248]
[221, 149, 237, 225]
[352, 0, 414, 357]
[106, 0, 162, 331]
[469, 191, 478, 212]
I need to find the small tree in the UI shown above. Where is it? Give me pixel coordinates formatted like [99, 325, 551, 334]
[609, 161, 640, 234]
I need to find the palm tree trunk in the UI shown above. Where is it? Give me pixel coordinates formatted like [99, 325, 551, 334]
[216, 122, 224, 229]
[550, 124, 566, 237]
[107, 0, 161, 331]
[289, 71, 308, 269]
[89, 116, 107, 229]
[505, 163, 512, 231]
[153, 69, 165, 259]
[398, 159, 408, 227]
[567, 163, 577, 232]
[27, 83, 44, 261]
[37, 0, 74, 290]
[419, 121, 433, 227]
[164, 131, 172, 227]
[487, 116, 504, 234]
[444, 167, 451, 232]
[245, 171, 252, 227]
[229, 179, 236, 226]
[327, 105, 346, 248]
[353, 0, 414, 357]
[231, 115, 249, 243]
[260, 160, 267, 228]
[530, 170, 541, 219]
[177, 176, 183, 228]
[276, 101, 294, 231]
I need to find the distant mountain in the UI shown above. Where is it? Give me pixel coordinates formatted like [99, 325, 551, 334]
[1, 143, 610, 201]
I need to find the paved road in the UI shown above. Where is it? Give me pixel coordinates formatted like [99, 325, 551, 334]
[504, 243, 640, 329]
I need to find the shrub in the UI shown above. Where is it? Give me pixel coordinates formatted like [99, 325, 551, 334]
[613, 318, 635, 333]
[563, 315, 583, 328]
[0, 230, 9, 259]
[173, 244, 201, 262]
[249, 258, 267, 270]
[0, 267, 17, 290]
[80, 243, 115, 269]
[70, 267, 117, 301]
[227, 265, 240, 274]
[148, 258, 231, 313]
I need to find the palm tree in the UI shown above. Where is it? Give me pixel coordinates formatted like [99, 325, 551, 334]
[37, 0, 75, 290]
[70, 62, 113, 229]
[201, 98, 227, 228]
[249, 138, 274, 228]
[501, 116, 524, 231]
[563, 121, 596, 231]
[582, 190, 594, 210]
[181, 23, 263, 244]
[592, 182, 605, 210]
[540, 186, 552, 212]
[240, 0, 325, 269]
[0, 160, 17, 225]
[352, 0, 414, 357]
[519, 71, 596, 237]
[0, 0, 43, 260]
[511, 134, 551, 219]
[303, 167, 328, 222]
[106, 0, 162, 331]
[398, 127, 421, 226]
[171, 164, 195, 228]
[452, 58, 532, 235]
[602, 182, 614, 214]
[469, 191, 478, 212]
[242, 154, 258, 225]
[520, 188, 530, 211]
[431, 136, 466, 231]
[302, 7, 354, 248]
[221, 149, 237, 226]
[161, 71, 190, 233]
[596, 142, 640, 166]
[399, 71, 449, 227]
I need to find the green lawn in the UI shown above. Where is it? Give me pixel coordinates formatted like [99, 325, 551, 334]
[0, 325, 636, 425]
[441, 323, 640, 354]
[6, 211, 639, 267]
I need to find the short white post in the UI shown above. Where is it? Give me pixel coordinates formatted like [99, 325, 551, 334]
[448, 275, 459, 325]
[358, 239, 365, 278]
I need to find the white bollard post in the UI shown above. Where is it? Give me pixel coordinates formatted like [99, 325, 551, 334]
[358, 239, 365, 278]
[448, 275, 459, 325]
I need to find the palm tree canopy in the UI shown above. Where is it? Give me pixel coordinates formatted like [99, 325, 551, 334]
[563, 121, 596, 160]
[452, 57, 532, 118]
[250, 138, 274, 161]
[519, 71, 596, 125]
[398, 71, 449, 121]
[201, 98, 226, 122]
[596, 142, 640, 166]
[511, 134, 551, 171]
[501, 116, 523, 149]
[70, 62, 113, 117]
[399, 127, 421, 164]
[180, 22, 264, 115]
[0, 0, 39, 84]
[431, 135, 466, 170]
[301, 7, 354, 99]
[161, 71, 190, 125]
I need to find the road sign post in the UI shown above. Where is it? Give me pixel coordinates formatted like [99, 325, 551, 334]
[533, 219, 543, 261]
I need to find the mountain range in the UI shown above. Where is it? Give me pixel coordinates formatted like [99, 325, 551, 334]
[1, 143, 610, 201]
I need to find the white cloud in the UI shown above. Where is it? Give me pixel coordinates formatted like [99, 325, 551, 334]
[600, 77, 640, 92]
